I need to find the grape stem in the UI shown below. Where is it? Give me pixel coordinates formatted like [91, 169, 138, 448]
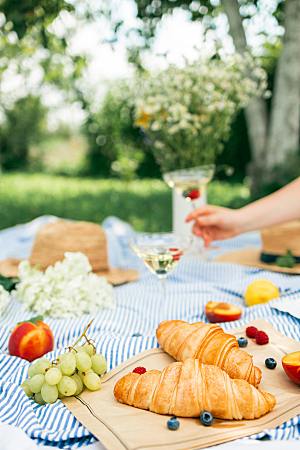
[70, 319, 94, 349]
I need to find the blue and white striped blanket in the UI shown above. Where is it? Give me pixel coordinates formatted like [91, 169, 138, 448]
[0, 216, 300, 449]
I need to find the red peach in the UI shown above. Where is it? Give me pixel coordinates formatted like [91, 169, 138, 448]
[282, 351, 300, 385]
[205, 301, 242, 323]
[8, 317, 54, 362]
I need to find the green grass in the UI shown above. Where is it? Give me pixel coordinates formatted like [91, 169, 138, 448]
[0, 173, 250, 231]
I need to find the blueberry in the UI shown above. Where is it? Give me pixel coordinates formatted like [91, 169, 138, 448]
[200, 410, 214, 426]
[265, 357, 277, 369]
[238, 337, 248, 348]
[167, 416, 180, 430]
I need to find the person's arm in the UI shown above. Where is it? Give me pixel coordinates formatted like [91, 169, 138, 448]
[236, 177, 300, 232]
[185, 177, 300, 245]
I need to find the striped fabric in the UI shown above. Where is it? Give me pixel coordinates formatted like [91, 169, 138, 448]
[0, 216, 300, 449]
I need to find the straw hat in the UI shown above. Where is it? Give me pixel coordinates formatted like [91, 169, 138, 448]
[216, 221, 300, 274]
[260, 221, 300, 261]
[0, 221, 138, 285]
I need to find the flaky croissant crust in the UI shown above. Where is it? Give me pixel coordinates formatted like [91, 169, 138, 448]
[114, 359, 275, 420]
[156, 320, 262, 386]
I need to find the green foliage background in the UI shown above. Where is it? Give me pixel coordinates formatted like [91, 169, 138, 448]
[0, 173, 250, 231]
[0, 0, 87, 170]
[0, 0, 298, 200]
[0, 96, 47, 170]
[83, 82, 252, 181]
[83, 85, 160, 179]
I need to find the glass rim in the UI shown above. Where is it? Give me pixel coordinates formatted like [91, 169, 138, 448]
[163, 164, 215, 178]
[129, 232, 192, 246]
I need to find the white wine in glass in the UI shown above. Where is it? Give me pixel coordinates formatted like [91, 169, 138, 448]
[130, 233, 190, 316]
[163, 165, 215, 254]
[163, 164, 215, 210]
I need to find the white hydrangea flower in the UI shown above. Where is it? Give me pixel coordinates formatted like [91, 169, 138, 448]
[0, 286, 10, 316]
[15, 252, 115, 318]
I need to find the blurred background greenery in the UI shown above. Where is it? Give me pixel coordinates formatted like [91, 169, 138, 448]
[0, 173, 250, 231]
[0, 1, 299, 231]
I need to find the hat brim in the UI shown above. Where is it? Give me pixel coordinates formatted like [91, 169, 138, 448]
[95, 268, 138, 286]
[0, 258, 20, 278]
[0, 258, 139, 286]
[216, 248, 300, 274]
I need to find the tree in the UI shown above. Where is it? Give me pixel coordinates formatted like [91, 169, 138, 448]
[122, 0, 300, 192]
[0, 0, 90, 168]
[0, 1, 73, 38]
[0, 95, 47, 170]
[0, 0, 89, 97]
[83, 82, 160, 179]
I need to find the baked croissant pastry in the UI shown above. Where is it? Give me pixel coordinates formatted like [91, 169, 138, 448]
[114, 359, 275, 419]
[156, 320, 262, 386]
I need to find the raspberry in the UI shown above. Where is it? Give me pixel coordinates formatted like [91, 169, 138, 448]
[256, 330, 269, 345]
[187, 189, 200, 200]
[246, 326, 258, 339]
[169, 248, 183, 261]
[133, 366, 146, 375]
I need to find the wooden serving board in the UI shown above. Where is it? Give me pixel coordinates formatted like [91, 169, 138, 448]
[63, 319, 300, 450]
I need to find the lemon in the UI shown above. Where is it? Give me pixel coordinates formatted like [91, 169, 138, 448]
[244, 279, 280, 306]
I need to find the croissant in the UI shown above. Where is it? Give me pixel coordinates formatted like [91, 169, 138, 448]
[114, 359, 275, 420]
[156, 320, 262, 386]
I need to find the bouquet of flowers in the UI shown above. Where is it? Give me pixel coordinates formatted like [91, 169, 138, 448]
[134, 54, 268, 172]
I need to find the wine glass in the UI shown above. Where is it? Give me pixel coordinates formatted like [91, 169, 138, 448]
[163, 165, 215, 254]
[163, 164, 215, 210]
[130, 233, 190, 310]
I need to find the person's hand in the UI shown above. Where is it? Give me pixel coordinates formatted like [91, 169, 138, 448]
[185, 205, 244, 246]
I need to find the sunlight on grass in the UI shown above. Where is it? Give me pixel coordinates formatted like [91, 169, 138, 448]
[0, 173, 250, 231]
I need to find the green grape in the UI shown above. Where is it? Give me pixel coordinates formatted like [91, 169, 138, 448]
[82, 342, 96, 356]
[58, 376, 77, 397]
[71, 373, 84, 396]
[34, 392, 46, 405]
[83, 372, 101, 391]
[71, 345, 83, 354]
[75, 352, 92, 372]
[58, 391, 65, 399]
[45, 367, 62, 385]
[59, 352, 76, 376]
[34, 358, 51, 375]
[41, 383, 58, 404]
[28, 374, 45, 394]
[28, 363, 39, 378]
[21, 379, 33, 397]
[78, 369, 93, 382]
[77, 371, 84, 382]
[57, 352, 70, 363]
[91, 354, 107, 376]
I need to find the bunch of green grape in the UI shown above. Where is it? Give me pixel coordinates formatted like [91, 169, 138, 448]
[21, 342, 107, 405]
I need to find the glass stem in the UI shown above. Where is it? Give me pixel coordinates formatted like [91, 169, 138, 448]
[189, 202, 198, 252]
[161, 277, 166, 299]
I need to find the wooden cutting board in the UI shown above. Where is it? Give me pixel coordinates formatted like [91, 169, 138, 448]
[63, 319, 300, 450]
